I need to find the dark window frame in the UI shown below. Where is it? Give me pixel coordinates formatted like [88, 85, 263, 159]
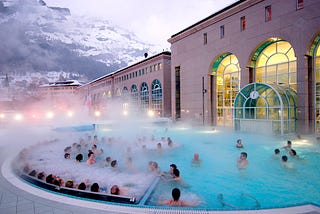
[265, 5, 272, 22]
[220, 25, 225, 39]
[240, 16, 246, 31]
[296, 0, 304, 10]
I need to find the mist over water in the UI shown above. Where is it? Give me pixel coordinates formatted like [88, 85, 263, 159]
[2, 97, 320, 210]
[3, 98, 176, 200]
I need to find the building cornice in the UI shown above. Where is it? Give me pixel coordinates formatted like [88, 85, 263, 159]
[168, 0, 264, 44]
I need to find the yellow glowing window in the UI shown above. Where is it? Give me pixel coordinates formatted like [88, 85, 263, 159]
[255, 40, 296, 88]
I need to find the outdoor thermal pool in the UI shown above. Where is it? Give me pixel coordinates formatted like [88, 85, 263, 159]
[10, 122, 320, 211]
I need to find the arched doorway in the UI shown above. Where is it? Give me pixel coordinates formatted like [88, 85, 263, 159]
[211, 53, 240, 126]
[234, 83, 297, 134]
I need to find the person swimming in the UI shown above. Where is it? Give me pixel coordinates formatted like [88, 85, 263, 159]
[191, 153, 202, 165]
[237, 152, 248, 168]
[75, 153, 83, 162]
[273, 148, 280, 159]
[289, 149, 297, 157]
[86, 152, 96, 165]
[158, 188, 197, 206]
[236, 139, 244, 148]
[90, 182, 100, 192]
[110, 185, 128, 195]
[281, 155, 294, 168]
[282, 140, 292, 150]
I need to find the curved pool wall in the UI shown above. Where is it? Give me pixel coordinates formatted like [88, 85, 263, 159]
[7, 122, 320, 213]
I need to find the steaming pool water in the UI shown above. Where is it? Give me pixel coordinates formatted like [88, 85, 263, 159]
[12, 122, 320, 211]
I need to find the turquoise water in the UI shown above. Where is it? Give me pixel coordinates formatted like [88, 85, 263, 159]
[126, 126, 320, 210]
[20, 123, 320, 210]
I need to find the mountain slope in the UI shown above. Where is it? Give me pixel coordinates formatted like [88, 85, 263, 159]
[0, 0, 160, 81]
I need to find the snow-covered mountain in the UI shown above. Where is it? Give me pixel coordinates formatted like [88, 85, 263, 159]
[0, 0, 161, 82]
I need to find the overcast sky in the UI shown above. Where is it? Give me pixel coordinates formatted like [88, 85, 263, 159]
[45, 0, 238, 50]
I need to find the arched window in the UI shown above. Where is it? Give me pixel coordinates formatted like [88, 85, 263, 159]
[140, 82, 149, 111]
[122, 87, 129, 113]
[254, 39, 297, 91]
[130, 85, 138, 107]
[313, 34, 320, 132]
[106, 90, 112, 98]
[151, 79, 162, 116]
[213, 53, 240, 126]
[123, 87, 129, 100]
[115, 88, 121, 98]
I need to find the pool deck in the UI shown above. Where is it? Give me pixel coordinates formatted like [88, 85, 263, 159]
[1, 149, 320, 214]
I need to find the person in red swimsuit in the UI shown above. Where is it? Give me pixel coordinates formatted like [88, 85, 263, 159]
[158, 188, 198, 206]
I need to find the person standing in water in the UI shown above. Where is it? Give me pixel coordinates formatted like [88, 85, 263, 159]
[158, 188, 198, 206]
[237, 152, 249, 168]
[236, 139, 244, 148]
[191, 153, 202, 166]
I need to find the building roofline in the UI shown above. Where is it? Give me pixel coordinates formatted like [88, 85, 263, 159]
[39, 80, 81, 88]
[80, 51, 171, 87]
[169, 0, 246, 40]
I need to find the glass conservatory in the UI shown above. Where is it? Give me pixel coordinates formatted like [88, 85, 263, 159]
[234, 82, 297, 134]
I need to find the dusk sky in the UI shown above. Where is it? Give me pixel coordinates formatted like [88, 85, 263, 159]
[45, 0, 238, 49]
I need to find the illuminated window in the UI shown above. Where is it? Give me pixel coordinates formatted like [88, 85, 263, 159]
[203, 33, 208, 45]
[220, 25, 225, 39]
[314, 34, 320, 132]
[265, 5, 272, 22]
[122, 87, 129, 99]
[240, 16, 246, 31]
[296, 0, 304, 10]
[130, 84, 138, 106]
[151, 79, 162, 115]
[213, 54, 241, 126]
[255, 39, 297, 90]
[140, 82, 149, 111]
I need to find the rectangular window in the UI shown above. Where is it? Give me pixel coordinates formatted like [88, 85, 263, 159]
[296, 0, 304, 10]
[240, 16, 246, 31]
[220, 25, 225, 39]
[175, 66, 181, 119]
[203, 33, 207, 45]
[265, 5, 272, 22]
